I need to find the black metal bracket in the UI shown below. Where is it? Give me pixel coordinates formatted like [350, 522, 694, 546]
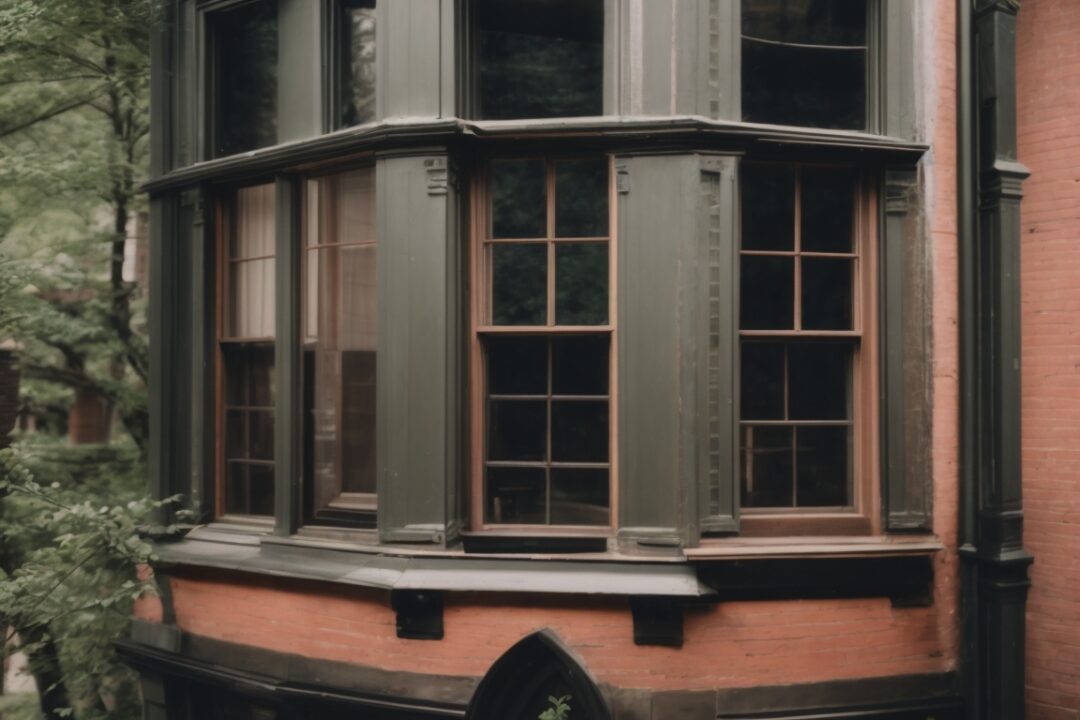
[630, 596, 684, 648]
[390, 590, 444, 640]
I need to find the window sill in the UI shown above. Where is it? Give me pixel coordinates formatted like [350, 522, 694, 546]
[687, 534, 943, 560]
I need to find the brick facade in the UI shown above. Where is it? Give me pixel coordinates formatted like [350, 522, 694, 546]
[1019, 1, 1080, 717]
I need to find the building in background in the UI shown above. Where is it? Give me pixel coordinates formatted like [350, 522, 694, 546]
[126, 1, 1048, 718]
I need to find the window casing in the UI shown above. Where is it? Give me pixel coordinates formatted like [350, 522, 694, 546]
[301, 168, 378, 524]
[217, 183, 277, 519]
[470, 157, 616, 530]
[737, 162, 878, 535]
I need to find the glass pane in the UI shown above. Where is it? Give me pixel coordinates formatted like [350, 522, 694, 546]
[233, 184, 276, 259]
[555, 243, 608, 325]
[492, 160, 547, 238]
[225, 462, 248, 515]
[225, 410, 245, 460]
[802, 257, 853, 330]
[741, 342, 784, 420]
[486, 467, 546, 524]
[476, 0, 603, 119]
[248, 464, 276, 516]
[229, 259, 276, 337]
[555, 159, 609, 237]
[740, 256, 794, 329]
[741, 164, 795, 251]
[551, 469, 609, 525]
[339, 245, 378, 349]
[552, 335, 608, 396]
[214, 0, 277, 156]
[249, 410, 274, 462]
[801, 167, 855, 253]
[551, 400, 608, 463]
[246, 345, 275, 407]
[742, 38, 866, 130]
[492, 243, 547, 325]
[743, 0, 867, 46]
[341, 350, 377, 494]
[796, 426, 850, 507]
[487, 336, 548, 396]
[339, 0, 377, 127]
[741, 425, 794, 508]
[334, 170, 377, 245]
[788, 342, 851, 421]
[489, 400, 547, 461]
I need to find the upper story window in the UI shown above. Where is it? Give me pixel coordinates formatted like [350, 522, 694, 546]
[335, 0, 377, 128]
[302, 168, 378, 523]
[210, 0, 278, 157]
[473, 0, 604, 120]
[218, 183, 277, 518]
[738, 162, 874, 532]
[473, 158, 613, 528]
[741, 0, 867, 130]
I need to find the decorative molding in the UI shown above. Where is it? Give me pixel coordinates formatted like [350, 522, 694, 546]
[425, 157, 450, 196]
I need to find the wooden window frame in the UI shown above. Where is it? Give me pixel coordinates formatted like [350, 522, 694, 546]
[738, 162, 880, 538]
[214, 184, 277, 525]
[468, 155, 619, 535]
[300, 168, 378, 527]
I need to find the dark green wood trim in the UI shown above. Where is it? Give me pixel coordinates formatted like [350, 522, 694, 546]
[959, 2, 1032, 719]
[277, 0, 323, 144]
[375, 152, 463, 546]
[701, 0, 739, 120]
[881, 0, 917, 140]
[274, 176, 302, 536]
[184, 188, 214, 523]
[880, 167, 931, 532]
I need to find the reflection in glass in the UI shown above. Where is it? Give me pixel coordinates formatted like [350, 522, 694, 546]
[788, 343, 850, 421]
[486, 468, 546, 524]
[552, 335, 609, 395]
[339, 0, 376, 127]
[741, 255, 794, 329]
[741, 164, 795, 251]
[796, 426, 850, 506]
[741, 0, 866, 129]
[475, 0, 603, 119]
[556, 159, 609, 237]
[487, 336, 548, 395]
[741, 343, 784, 420]
[492, 159, 547, 238]
[551, 469, 610, 525]
[741, 425, 794, 507]
[221, 343, 275, 517]
[551, 400, 609, 463]
[492, 243, 548, 325]
[489, 400, 548, 461]
[555, 243, 608, 325]
[213, 0, 277, 156]
[302, 170, 377, 514]
[801, 167, 855, 253]
[802, 257, 853, 330]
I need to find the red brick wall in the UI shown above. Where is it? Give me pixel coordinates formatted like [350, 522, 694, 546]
[1018, 2, 1080, 717]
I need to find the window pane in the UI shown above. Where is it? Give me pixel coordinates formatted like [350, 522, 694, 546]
[555, 243, 608, 325]
[225, 410, 245, 461]
[486, 467, 546, 524]
[741, 255, 794, 329]
[795, 426, 850, 506]
[551, 400, 608, 463]
[742, 0, 866, 130]
[232, 184, 276, 259]
[223, 344, 275, 408]
[248, 464, 276, 516]
[213, 0, 277, 156]
[741, 425, 794, 507]
[489, 400, 548, 461]
[555, 159, 609, 237]
[227, 184, 277, 338]
[225, 462, 248, 515]
[801, 167, 855, 253]
[741, 343, 784, 420]
[801, 257, 853, 330]
[476, 0, 603, 119]
[339, 0, 377, 127]
[302, 169, 377, 513]
[552, 335, 608, 396]
[551, 469, 609, 525]
[249, 409, 274, 462]
[487, 336, 548, 395]
[741, 164, 795, 251]
[492, 243, 548, 325]
[492, 160, 547, 239]
[229, 260, 276, 338]
[788, 343, 850, 421]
